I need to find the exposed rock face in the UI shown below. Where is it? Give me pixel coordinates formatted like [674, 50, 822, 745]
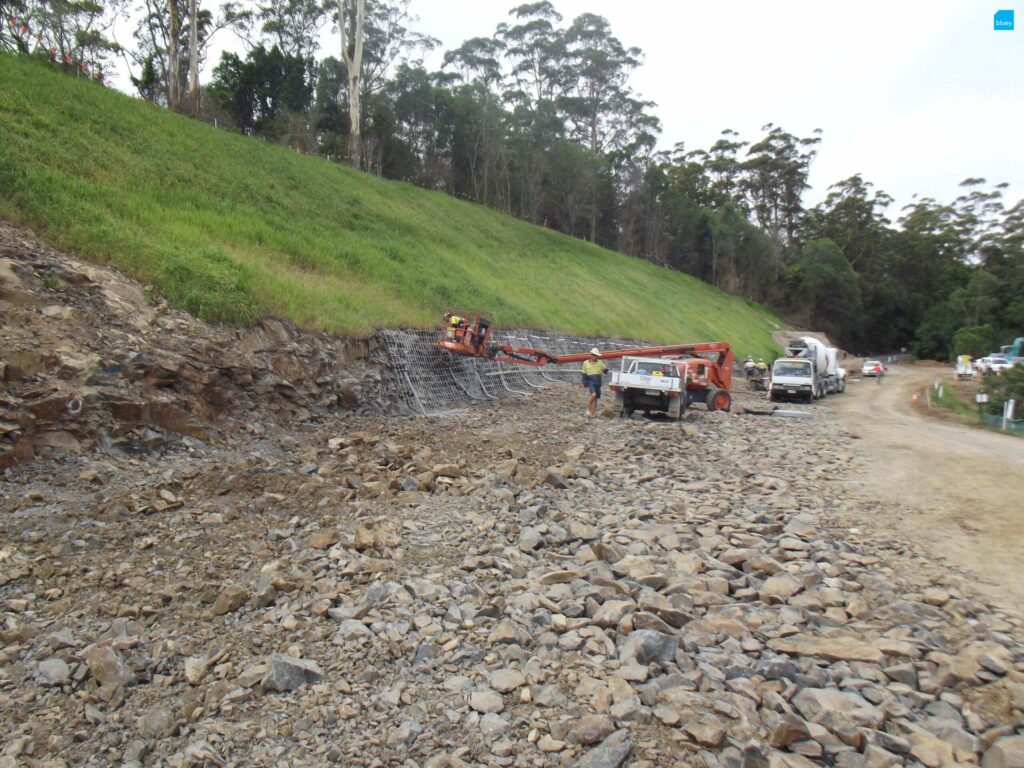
[0, 223, 369, 471]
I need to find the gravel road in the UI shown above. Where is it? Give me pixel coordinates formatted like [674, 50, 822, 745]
[832, 365, 1024, 617]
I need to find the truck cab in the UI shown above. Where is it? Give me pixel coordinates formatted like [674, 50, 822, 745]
[770, 358, 817, 403]
[784, 336, 840, 396]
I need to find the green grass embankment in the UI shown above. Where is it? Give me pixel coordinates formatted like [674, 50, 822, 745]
[929, 382, 977, 420]
[0, 54, 783, 357]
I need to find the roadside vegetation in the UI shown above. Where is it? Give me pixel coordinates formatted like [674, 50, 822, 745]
[924, 368, 1024, 437]
[928, 381, 978, 421]
[980, 366, 1024, 428]
[0, 54, 782, 356]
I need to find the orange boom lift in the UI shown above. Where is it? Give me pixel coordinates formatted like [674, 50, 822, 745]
[438, 311, 734, 410]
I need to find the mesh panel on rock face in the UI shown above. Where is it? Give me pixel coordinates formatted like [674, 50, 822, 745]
[371, 329, 650, 415]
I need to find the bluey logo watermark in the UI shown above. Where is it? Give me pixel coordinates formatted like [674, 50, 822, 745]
[994, 9, 1014, 30]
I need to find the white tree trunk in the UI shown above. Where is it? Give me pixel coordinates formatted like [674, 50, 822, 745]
[337, 0, 365, 168]
[168, 0, 181, 110]
[187, 0, 199, 116]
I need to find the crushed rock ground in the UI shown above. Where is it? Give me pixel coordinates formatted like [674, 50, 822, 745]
[1, 225, 1022, 768]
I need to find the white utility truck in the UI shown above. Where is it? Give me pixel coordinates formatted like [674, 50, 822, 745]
[954, 355, 976, 381]
[610, 357, 687, 419]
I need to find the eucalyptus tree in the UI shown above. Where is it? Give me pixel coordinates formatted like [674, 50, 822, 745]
[439, 36, 511, 203]
[555, 13, 659, 240]
[496, 1, 565, 106]
[558, 14, 658, 160]
[1, 1, 29, 52]
[740, 123, 821, 249]
[333, 0, 436, 168]
[336, 0, 365, 166]
[803, 174, 893, 268]
[951, 177, 1007, 260]
[4, 0, 124, 75]
[505, 98, 563, 223]
[127, 0, 227, 110]
[704, 130, 748, 210]
[442, 37, 504, 87]
[224, 0, 332, 62]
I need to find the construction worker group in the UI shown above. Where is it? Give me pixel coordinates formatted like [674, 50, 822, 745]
[743, 356, 767, 381]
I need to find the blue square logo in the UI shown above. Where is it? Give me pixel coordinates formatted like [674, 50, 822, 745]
[994, 9, 1014, 29]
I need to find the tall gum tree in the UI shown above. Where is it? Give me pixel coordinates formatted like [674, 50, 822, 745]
[168, 0, 181, 109]
[558, 13, 659, 241]
[187, 0, 198, 114]
[337, 0, 365, 167]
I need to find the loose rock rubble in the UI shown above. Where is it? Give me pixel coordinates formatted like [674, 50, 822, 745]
[2, 228, 1023, 767]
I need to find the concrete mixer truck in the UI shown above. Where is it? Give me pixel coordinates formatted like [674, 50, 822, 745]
[769, 337, 842, 402]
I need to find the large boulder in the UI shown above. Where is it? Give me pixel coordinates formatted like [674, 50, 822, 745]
[260, 654, 324, 692]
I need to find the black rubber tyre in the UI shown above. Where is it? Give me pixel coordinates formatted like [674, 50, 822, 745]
[706, 388, 732, 413]
[667, 397, 684, 420]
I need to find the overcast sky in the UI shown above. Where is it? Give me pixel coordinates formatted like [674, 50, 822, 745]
[408, 0, 1023, 214]
[119, 0, 1024, 216]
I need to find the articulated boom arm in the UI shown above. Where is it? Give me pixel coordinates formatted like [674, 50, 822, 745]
[438, 312, 732, 373]
[489, 342, 732, 367]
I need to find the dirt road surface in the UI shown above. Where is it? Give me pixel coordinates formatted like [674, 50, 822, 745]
[834, 364, 1024, 615]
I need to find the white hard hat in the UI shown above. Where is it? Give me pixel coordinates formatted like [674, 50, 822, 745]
[590, 347, 600, 356]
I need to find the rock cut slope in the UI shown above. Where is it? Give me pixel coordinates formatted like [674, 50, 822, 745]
[0, 222, 368, 470]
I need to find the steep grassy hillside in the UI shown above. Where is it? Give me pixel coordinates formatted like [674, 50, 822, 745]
[0, 54, 783, 357]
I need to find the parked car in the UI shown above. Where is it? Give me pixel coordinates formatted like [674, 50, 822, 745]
[861, 360, 886, 377]
[983, 357, 1012, 374]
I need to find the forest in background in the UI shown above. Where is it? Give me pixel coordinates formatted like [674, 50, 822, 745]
[2, 0, 1021, 358]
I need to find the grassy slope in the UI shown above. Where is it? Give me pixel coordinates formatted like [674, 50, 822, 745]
[0, 54, 783, 357]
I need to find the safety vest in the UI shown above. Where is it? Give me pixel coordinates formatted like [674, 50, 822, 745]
[449, 316, 464, 327]
[581, 359, 606, 375]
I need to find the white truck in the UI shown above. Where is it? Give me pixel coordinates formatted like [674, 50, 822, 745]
[769, 357, 817, 403]
[783, 336, 842, 397]
[610, 357, 687, 419]
[954, 355, 976, 381]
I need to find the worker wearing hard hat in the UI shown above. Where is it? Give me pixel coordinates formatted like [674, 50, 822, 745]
[744, 357, 755, 381]
[755, 358, 768, 374]
[580, 348, 609, 418]
[445, 313, 465, 340]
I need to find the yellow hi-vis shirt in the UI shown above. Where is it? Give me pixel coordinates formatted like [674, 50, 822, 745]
[581, 359, 607, 375]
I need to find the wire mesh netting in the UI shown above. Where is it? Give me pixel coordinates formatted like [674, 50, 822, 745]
[370, 328, 651, 415]
[979, 412, 1024, 435]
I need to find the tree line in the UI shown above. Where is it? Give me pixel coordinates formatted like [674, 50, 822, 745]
[3, 0, 1020, 359]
